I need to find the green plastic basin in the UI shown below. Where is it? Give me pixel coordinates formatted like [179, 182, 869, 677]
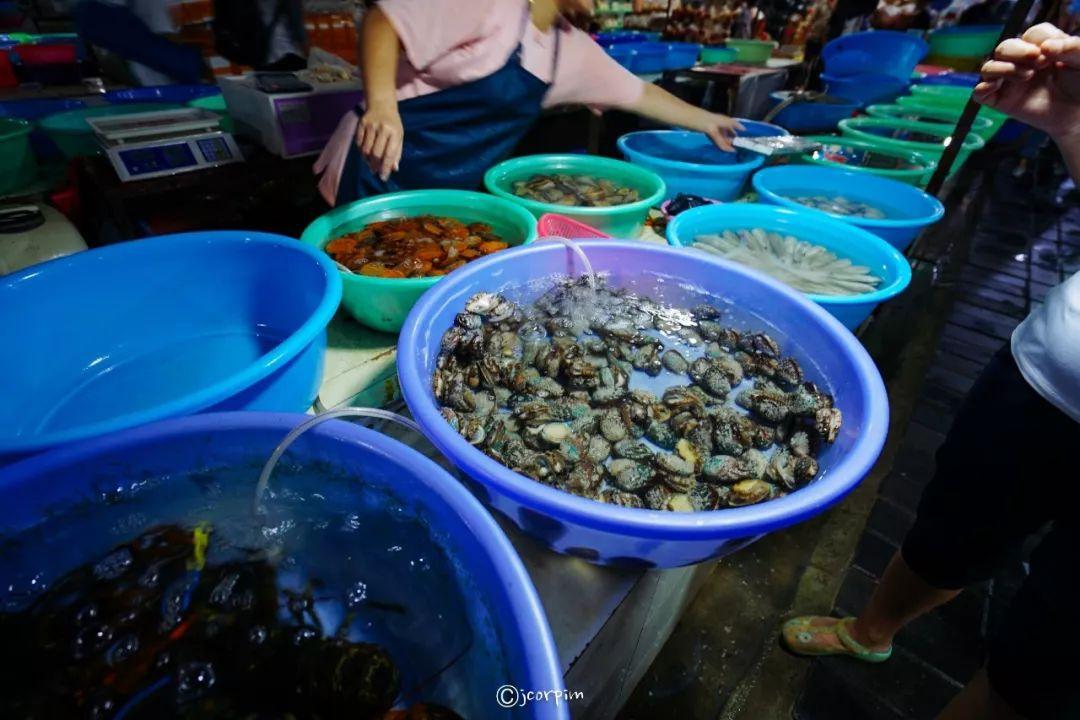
[865, 103, 996, 141]
[700, 46, 738, 64]
[726, 38, 777, 65]
[300, 190, 538, 333]
[39, 103, 180, 159]
[800, 134, 936, 186]
[928, 25, 1002, 58]
[0, 118, 36, 195]
[839, 117, 986, 183]
[898, 89, 1008, 134]
[484, 154, 666, 237]
[187, 94, 234, 133]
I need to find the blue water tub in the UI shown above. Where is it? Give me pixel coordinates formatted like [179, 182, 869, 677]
[768, 91, 859, 133]
[624, 42, 668, 73]
[0, 412, 566, 720]
[665, 42, 703, 70]
[751, 165, 944, 251]
[667, 204, 912, 329]
[604, 43, 635, 70]
[0, 231, 341, 461]
[0, 97, 85, 159]
[918, 71, 980, 87]
[735, 117, 791, 138]
[823, 30, 928, 80]
[398, 240, 890, 568]
[618, 129, 764, 201]
[822, 72, 910, 106]
[105, 83, 221, 104]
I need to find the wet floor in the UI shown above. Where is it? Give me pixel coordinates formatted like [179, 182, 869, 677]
[618, 146, 1079, 720]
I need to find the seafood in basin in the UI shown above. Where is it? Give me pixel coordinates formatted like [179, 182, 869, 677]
[512, 174, 641, 207]
[432, 278, 843, 512]
[692, 229, 881, 296]
[789, 195, 887, 219]
[325, 215, 508, 278]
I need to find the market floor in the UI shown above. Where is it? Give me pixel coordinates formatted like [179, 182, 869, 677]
[617, 150, 1080, 720]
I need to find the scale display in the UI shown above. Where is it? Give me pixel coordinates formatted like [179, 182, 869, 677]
[106, 132, 243, 182]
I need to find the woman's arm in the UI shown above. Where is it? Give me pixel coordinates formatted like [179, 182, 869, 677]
[357, 7, 404, 181]
[627, 83, 743, 151]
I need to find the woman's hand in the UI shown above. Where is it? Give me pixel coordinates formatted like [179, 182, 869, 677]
[356, 103, 403, 181]
[694, 110, 744, 151]
[974, 23, 1080, 142]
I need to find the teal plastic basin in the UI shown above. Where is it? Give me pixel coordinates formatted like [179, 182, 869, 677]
[300, 190, 538, 333]
[865, 103, 996, 141]
[39, 103, 180, 158]
[0, 118, 35, 195]
[838, 116, 986, 182]
[800, 135, 936, 187]
[666, 203, 912, 329]
[484, 154, 666, 237]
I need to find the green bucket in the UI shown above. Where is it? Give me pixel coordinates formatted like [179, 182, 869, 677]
[0, 118, 37, 196]
[800, 134, 936, 187]
[484, 154, 666, 237]
[187, 94, 234, 133]
[865, 103, 996, 141]
[928, 25, 1002, 58]
[898, 90, 1008, 134]
[39, 103, 181, 159]
[839, 117, 986, 183]
[700, 46, 738, 64]
[300, 190, 538, 333]
[725, 38, 777, 65]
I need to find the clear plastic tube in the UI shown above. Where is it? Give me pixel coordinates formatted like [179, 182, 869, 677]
[253, 408, 422, 513]
[538, 235, 596, 291]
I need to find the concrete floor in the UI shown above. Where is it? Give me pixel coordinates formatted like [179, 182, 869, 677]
[617, 146, 1079, 720]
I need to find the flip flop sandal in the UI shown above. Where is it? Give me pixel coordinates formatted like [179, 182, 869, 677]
[781, 616, 893, 663]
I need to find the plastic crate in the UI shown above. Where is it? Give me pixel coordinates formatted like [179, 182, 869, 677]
[537, 213, 613, 239]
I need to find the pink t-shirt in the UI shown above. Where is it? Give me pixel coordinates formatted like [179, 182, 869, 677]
[381, 0, 645, 109]
[314, 0, 645, 204]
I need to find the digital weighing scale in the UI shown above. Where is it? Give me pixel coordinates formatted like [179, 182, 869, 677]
[87, 108, 244, 182]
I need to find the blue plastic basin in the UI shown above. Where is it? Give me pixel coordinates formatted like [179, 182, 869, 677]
[618, 129, 764, 201]
[735, 118, 791, 138]
[768, 91, 859, 133]
[918, 71, 980, 87]
[665, 42, 703, 70]
[624, 42, 668, 73]
[752, 165, 944, 251]
[823, 30, 928, 80]
[604, 43, 635, 70]
[0, 232, 342, 461]
[398, 240, 890, 568]
[667, 204, 912, 329]
[105, 83, 221, 104]
[822, 72, 910, 106]
[0, 412, 567, 719]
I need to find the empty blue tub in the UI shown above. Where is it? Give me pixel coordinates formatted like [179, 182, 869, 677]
[625, 42, 668, 73]
[735, 117, 791, 137]
[665, 42, 703, 70]
[667, 203, 912, 329]
[618, 129, 764, 200]
[0, 231, 342, 461]
[768, 91, 859, 133]
[752, 165, 945, 251]
[0, 412, 567, 719]
[823, 30, 928, 81]
[822, 72, 910, 106]
[604, 43, 635, 70]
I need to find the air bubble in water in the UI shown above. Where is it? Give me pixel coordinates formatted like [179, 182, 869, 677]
[346, 581, 368, 607]
[293, 626, 318, 645]
[106, 634, 139, 666]
[73, 623, 114, 659]
[248, 626, 268, 645]
[177, 661, 216, 700]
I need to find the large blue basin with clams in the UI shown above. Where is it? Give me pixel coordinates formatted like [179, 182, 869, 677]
[398, 241, 889, 568]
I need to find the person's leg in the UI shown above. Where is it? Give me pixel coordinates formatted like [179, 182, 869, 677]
[784, 345, 1071, 660]
[846, 553, 960, 651]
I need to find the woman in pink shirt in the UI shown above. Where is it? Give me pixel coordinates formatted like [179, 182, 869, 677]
[315, 0, 743, 206]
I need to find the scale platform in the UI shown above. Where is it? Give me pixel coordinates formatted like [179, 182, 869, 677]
[87, 108, 244, 182]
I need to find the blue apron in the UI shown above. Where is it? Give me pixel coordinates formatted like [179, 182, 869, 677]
[337, 12, 558, 205]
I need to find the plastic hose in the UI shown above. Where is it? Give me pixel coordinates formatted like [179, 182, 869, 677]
[254, 408, 422, 514]
[538, 235, 596, 290]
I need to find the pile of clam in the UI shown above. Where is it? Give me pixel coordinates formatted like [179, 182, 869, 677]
[790, 194, 887, 219]
[511, 174, 641, 207]
[432, 278, 842, 512]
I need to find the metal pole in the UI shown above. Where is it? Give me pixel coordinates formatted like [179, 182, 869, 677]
[924, 0, 1037, 196]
